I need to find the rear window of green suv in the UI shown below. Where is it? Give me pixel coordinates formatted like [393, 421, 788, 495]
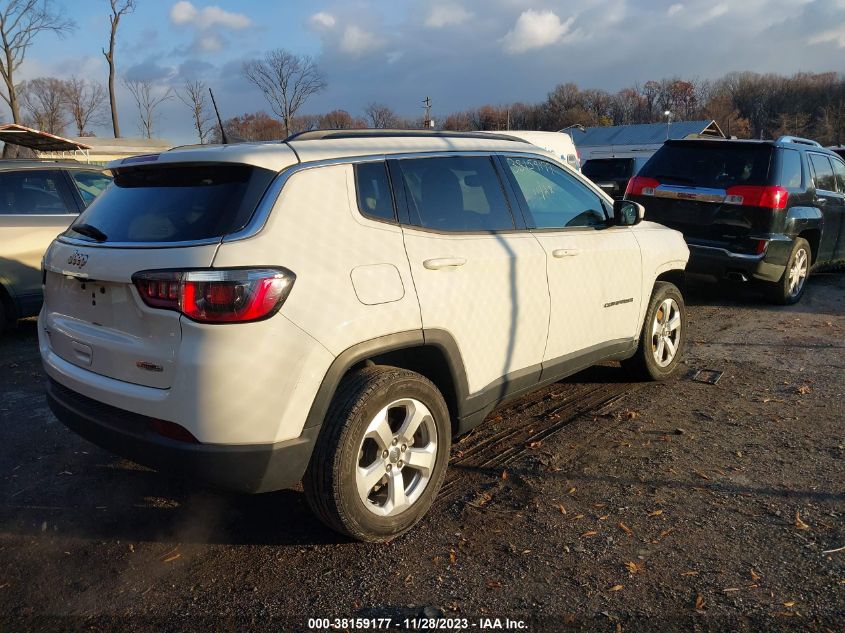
[639, 142, 773, 189]
[66, 163, 275, 243]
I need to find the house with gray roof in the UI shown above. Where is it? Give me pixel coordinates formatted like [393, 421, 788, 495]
[570, 120, 725, 162]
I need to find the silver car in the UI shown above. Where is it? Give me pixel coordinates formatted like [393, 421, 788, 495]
[0, 160, 111, 330]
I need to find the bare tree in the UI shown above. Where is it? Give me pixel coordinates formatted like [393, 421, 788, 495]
[0, 0, 73, 155]
[242, 49, 326, 137]
[124, 79, 172, 139]
[364, 102, 396, 128]
[19, 76, 67, 133]
[102, 0, 135, 138]
[177, 79, 212, 144]
[318, 109, 365, 130]
[62, 76, 106, 136]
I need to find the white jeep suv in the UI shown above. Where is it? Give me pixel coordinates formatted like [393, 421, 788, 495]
[39, 130, 689, 541]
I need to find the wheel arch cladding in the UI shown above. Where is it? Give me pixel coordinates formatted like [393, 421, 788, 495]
[655, 268, 685, 294]
[797, 229, 820, 264]
[303, 329, 468, 437]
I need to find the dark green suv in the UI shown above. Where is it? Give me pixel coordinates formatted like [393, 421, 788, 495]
[626, 136, 845, 304]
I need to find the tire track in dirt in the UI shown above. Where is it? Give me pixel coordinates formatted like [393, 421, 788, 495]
[439, 374, 639, 504]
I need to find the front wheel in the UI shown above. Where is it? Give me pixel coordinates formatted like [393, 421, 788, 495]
[303, 366, 451, 542]
[767, 237, 810, 305]
[622, 281, 686, 381]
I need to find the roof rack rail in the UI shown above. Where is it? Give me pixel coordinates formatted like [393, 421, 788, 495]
[284, 128, 528, 143]
[776, 135, 822, 147]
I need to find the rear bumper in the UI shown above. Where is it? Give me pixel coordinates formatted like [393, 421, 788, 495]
[686, 242, 789, 283]
[46, 378, 318, 494]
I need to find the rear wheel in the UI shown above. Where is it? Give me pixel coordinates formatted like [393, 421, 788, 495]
[622, 281, 686, 381]
[303, 366, 451, 542]
[767, 238, 810, 305]
[0, 286, 12, 333]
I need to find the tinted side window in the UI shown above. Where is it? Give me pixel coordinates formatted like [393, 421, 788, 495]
[582, 158, 634, 180]
[0, 170, 74, 215]
[398, 156, 514, 232]
[809, 154, 836, 192]
[354, 162, 395, 222]
[779, 149, 803, 188]
[71, 170, 112, 208]
[831, 158, 845, 193]
[505, 157, 607, 229]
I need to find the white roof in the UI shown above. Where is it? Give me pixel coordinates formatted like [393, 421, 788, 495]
[108, 134, 536, 172]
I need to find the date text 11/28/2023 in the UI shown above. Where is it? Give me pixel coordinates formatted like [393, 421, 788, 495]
[306, 617, 529, 630]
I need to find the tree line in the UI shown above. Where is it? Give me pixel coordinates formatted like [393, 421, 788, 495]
[436, 72, 845, 145]
[2, 1, 845, 152]
[218, 70, 845, 147]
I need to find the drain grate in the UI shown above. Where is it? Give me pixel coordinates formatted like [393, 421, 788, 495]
[690, 369, 723, 385]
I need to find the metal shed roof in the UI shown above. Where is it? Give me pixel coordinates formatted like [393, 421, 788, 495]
[0, 123, 92, 152]
[570, 120, 724, 147]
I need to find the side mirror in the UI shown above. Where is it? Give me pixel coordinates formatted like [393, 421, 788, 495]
[613, 200, 644, 226]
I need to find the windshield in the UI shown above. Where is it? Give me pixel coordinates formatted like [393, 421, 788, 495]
[67, 163, 275, 243]
[639, 142, 773, 189]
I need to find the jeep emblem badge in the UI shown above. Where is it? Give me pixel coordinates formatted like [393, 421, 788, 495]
[67, 251, 89, 268]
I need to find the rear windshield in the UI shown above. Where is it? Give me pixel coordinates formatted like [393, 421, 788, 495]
[639, 142, 773, 189]
[66, 163, 275, 243]
[582, 159, 634, 180]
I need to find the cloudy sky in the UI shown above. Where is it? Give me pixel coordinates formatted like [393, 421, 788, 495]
[13, 0, 845, 143]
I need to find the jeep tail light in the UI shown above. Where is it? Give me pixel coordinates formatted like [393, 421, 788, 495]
[135, 271, 181, 309]
[625, 176, 659, 197]
[724, 185, 788, 210]
[132, 268, 295, 323]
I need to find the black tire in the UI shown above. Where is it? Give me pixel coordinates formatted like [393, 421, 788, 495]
[622, 281, 687, 381]
[766, 238, 811, 305]
[303, 365, 451, 542]
[0, 285, 11, 333]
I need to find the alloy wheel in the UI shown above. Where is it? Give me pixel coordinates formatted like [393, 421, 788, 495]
[651, 298, 682, 368]
[356, 398, 438, 517]
[788, 247, 808, 298]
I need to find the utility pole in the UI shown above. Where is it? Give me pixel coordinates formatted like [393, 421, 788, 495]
[422, 96, 433, 129]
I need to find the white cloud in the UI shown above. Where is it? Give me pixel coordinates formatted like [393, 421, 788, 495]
[340, 25, 382, 54]
[668, 3, 684, 16]
[309, 11, 336, 30]
[196, 33, 223, 52]
[169, 1, 251, 30]
[502, 9, 574, 54]
[426, 4, 473, 28]
[809, 25, 845, 47]
[701, 2, 728, 23]
[170, 1, 198, 25]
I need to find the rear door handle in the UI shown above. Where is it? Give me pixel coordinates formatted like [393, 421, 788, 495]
[552, 248, 581, 258]
[423, 257, 466, 270]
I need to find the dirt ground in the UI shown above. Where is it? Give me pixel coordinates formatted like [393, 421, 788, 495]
[0, 273, 843, 632]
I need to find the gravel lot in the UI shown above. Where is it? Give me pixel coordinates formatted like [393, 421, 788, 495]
[0, 273, 843, 632]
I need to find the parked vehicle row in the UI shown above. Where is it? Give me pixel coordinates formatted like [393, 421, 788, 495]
[38, 130, 689, 541]
[625, 136, 845, 304]
[0, 160, 111, 330]
[581, 156, 650, 200]
[5, 127, 841, 542]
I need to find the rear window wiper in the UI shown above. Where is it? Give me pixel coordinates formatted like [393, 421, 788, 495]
[71, 222, 108, 242]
